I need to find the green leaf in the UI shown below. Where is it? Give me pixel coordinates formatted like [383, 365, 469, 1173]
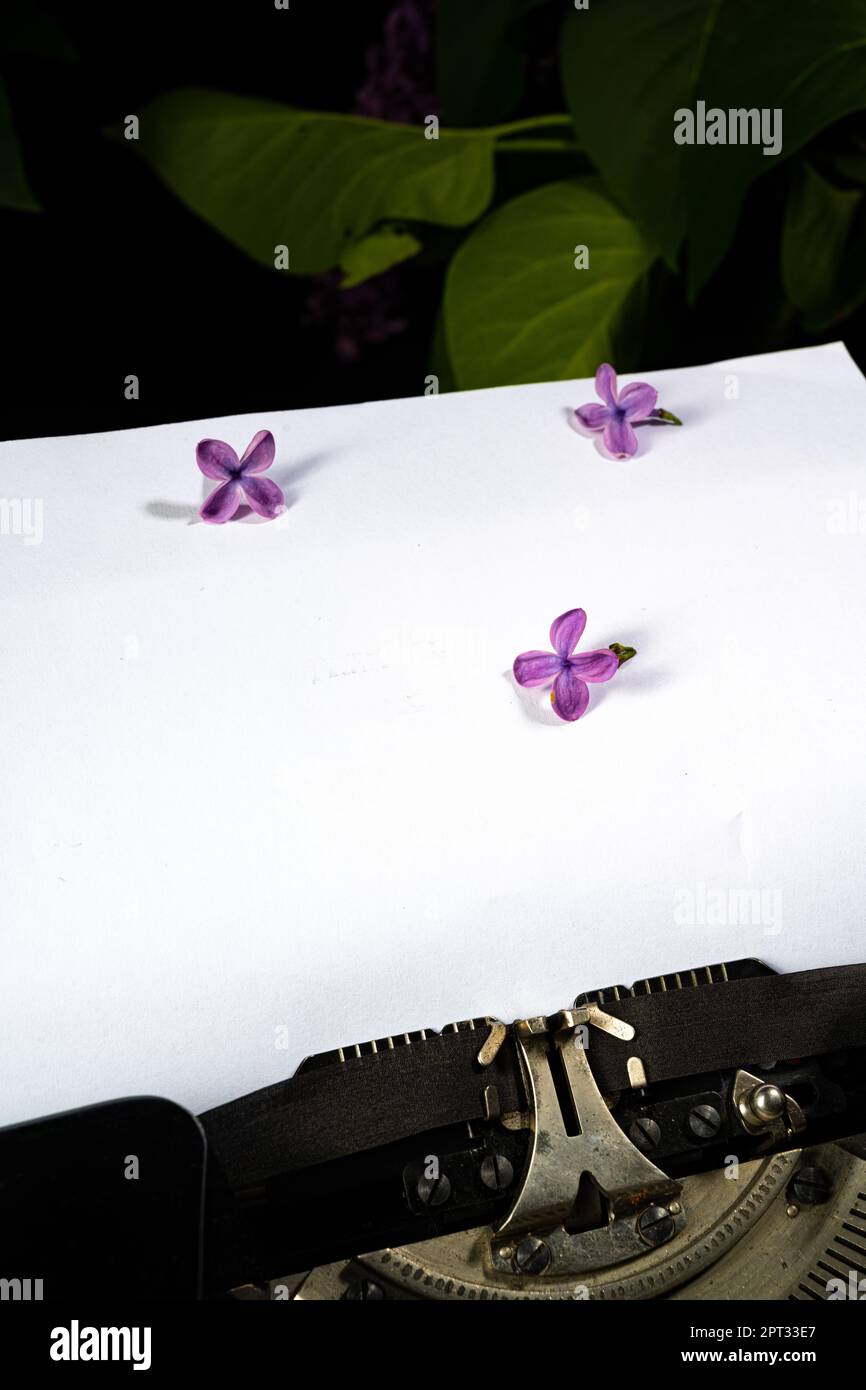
[782, 160, 866, 329]
[435, 0, 550, 126]
[443, 179, 656, 390]
[338, 227, 422, 287]
[0, 77, 39, 210]
[561, 0, 866, 294]
[427, 307, 456, 394]
[131, 89, 496, 276]
[561, 1, 710, 269]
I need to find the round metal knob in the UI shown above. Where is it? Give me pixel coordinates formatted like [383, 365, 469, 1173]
[749, 1083, 786, 1122]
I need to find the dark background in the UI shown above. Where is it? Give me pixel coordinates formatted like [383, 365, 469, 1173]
[2, 1, 421, 440]
[3, 0, 866, 441]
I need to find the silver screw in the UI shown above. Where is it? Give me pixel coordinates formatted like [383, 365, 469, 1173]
[629, 1116, 661, 1152]
[637, 1204, 676, 1247]
[513, 1235, 551, 1275]
[344, 1279, 385, 1301]
[480, 1153, 514, 1191]
[790, 1166, 831, 1206]
[416, 1171, 452, 1207]
[688, 1104, 722, 1140]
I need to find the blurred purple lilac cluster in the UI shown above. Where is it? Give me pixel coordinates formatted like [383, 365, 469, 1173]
[305, 271, 409, 364]
[355, 0, 439, 123]
[305, 0, 439, 363]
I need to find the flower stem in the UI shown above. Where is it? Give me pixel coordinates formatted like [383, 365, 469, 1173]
[496, 137, 581, 153]
[609, 643, 636, 666]
[650, 407, 683, 426]
[490, 113, 575, 137]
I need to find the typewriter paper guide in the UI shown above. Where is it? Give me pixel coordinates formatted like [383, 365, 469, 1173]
[1, 342, 865, 1127]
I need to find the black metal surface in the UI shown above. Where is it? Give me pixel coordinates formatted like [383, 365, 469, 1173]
[0, 1097, 206, 1299]
[203, 1121, 531, 1292]
[610, 1049, 866, 1177]
[575, 956, 775, 1006]
[2, 961, 866, 1297]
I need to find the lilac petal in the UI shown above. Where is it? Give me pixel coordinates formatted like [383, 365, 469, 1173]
[549, 608, 587, 659]
[200, 479, 243, 524]
[574, 403, 610, 431]
[595, 363, 618, 408]
[239, 429, 276, 475]
[618, 382, 658, 421]
[568, 648, 620, 683]
[196, 439, 239, 480]
[603, 415, 639, 458]
[513, 651, 564, 688]
[551, 666, 590, 722]
[241, 475, 285, 520]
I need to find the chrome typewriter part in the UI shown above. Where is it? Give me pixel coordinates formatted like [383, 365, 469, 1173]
[236, 969, 866, 1301]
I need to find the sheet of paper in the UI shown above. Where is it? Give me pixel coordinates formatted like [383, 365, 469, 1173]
[1, 342, 864, 1127]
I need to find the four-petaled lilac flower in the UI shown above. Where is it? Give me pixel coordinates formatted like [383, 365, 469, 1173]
[575, 364, 659, 459]
[513, 609, 622, 722]
[196, 430, 285, 524]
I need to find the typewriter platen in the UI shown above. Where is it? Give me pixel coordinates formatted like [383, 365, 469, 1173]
[221, 959, 866, 1302]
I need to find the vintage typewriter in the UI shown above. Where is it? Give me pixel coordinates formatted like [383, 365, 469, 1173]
[2, 959, 865, 1301]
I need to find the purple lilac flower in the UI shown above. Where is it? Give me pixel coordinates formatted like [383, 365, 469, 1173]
[196, 430, 284, 524]
[304, 270, 408, 363]
[304, 0, 438, 361]
[574, 364, 659, 459]
[513, 608, 624, 722]
[354, 0, 439, 123]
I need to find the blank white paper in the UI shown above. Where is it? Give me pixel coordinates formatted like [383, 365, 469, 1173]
[1, 341, 864, 1127]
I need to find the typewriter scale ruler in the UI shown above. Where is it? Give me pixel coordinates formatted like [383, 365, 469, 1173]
[288, 1141, 865, 1300]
